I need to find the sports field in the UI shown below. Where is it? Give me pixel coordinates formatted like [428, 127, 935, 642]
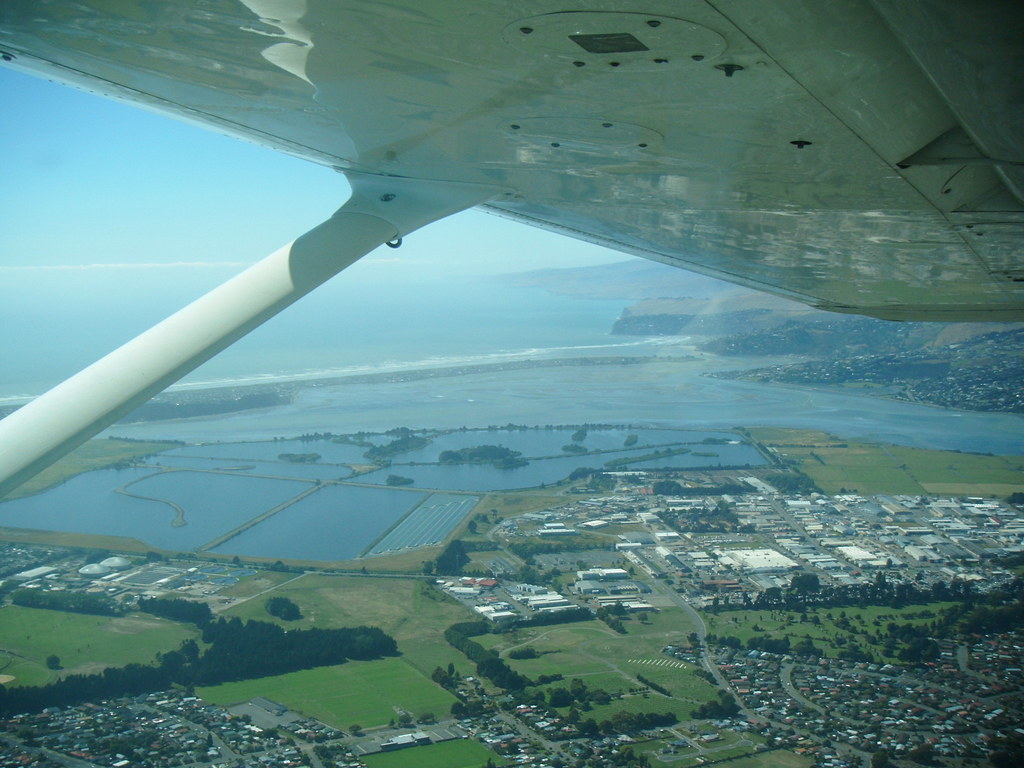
[0, 606, 197, 686]
[197, 657, 456, 728]
[362, 739, 505, 768]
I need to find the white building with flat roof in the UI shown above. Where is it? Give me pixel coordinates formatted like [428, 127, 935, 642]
[576, 567, 630, 581]
[717, 548, 799, 573]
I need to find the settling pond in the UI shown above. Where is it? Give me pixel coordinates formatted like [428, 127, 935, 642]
[0, 426, 763, 561]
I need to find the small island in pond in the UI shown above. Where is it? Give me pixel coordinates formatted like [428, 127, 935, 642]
[277, 453, 321, 463]
[438, 445, 529, 470]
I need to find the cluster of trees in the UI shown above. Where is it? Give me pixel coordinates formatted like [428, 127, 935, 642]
[138, 596, 212, 625]
[0, 662, 173, 716]
[546, 678, 612, 709]
[635, 674, 671, 697]
[507, 646, 538, 660]
[662, 502, 744, 533]
[438, 445, 528, 469]
[566, 467, 616, 491]
[766, 471, 821, 494]
[12, 589, 119, 616]
[443, 621, 528, 690]
[423, 539, 506, 577]
[429, 540, 470, 575]
[507, 540, 580, 560]
[476, 656, 529, 691]
[364, 433, 429, 461]
[515, 607, 592, 629]
[604, 447, 693, 468]
[596, 604, 627, 633]
[449, 697, 489, 718]
[691, 690, 741, 719]
[478, 679, 671, 742]
[734, 633, 821, 657]
[988, 730, 1024, 768]
[189, 618, 396, 685]
[277, 452, 320, 463]
[0, 612, 397, 716]
[430, 662, 459, 689]
[573, 710, 677, 739]
[741, 571, 988, 613]
[714, 587, 1024, 664]
[265, 596, 302, 621]
[957, 585, 1024, 634]
[296, 431, 338, 441]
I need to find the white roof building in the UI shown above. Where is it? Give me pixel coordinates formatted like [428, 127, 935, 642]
[717, 548, 799, 573]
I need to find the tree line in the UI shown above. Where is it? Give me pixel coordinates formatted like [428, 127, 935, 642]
[12, 589, 119, 616]
[443, 620, 529, 691]
[0, 600, 396, 715]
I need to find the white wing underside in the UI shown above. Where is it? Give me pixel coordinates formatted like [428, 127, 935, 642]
[2, 0, 1022, 320]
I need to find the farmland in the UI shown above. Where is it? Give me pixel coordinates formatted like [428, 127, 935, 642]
[746, 427, 1024, 496]
[0, 605, 197, 687]
[197, 657, 455, 729]
[219, 573, 468, 677]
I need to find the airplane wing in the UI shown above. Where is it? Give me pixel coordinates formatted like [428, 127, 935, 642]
[2, 0, 1020, 320]
[0, 0, 1021, 496]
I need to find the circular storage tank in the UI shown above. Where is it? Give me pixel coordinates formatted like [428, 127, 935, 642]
[78, 563, 112, 578]
[101, 556, 131, 570]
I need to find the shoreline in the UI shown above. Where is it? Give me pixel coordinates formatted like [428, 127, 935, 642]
[0, 355, 693, 425]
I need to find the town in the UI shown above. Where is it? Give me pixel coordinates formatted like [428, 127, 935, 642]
[1, 455, 1022, 768]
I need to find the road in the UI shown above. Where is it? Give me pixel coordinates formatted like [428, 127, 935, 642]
[647, 578, 757, 719]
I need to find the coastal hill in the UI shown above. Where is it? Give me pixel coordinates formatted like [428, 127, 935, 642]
[513, 259, 1024, 414]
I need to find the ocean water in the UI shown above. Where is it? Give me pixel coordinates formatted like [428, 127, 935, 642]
[0, 266, 636, 401]
[3, 264, 1022, 456]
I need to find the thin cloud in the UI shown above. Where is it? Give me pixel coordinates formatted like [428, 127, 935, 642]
[0, 261, 251, 272]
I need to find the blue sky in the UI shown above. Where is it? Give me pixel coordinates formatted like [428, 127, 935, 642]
[0, 66, 625, 275]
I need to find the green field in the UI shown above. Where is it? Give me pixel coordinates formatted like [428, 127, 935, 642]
[197, 657, 456, 728]
[215, 569, 298, 599]
[488, 610, 719, 724]
[708, 748, 813, 768]
[221, 574, 471, 677]
[704, 603, 958, 663]
[0, 606, 197, 686]
[496, 622, 619, 678]
[747, 427, 1024, 496]
[363, 739, 505, 768]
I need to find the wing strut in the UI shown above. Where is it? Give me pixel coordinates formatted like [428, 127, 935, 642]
[0, 174, 498, 498]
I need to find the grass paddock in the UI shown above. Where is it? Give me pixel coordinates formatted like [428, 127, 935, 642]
[197, 656, 455, 728]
